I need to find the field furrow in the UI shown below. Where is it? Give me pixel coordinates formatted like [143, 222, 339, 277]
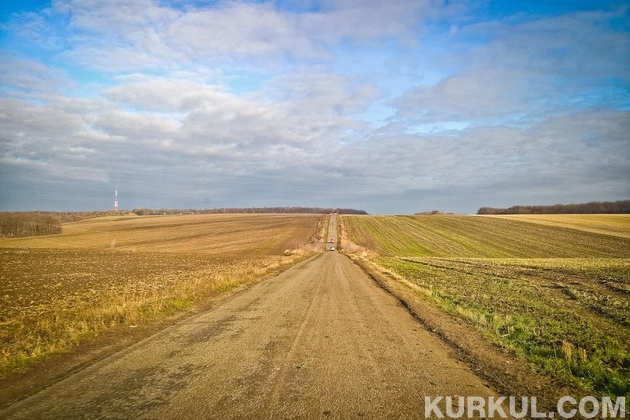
[0, 214, 325, 376]
[342, 214, 630, 400]
[344, 215, 630, 258]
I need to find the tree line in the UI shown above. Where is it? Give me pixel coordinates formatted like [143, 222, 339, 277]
[477, 200, 630, 215]
[133, 207, 368, 215]
[0, 212, 63, 238]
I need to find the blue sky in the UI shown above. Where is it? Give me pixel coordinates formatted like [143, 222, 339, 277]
[1, 0, 629, 213]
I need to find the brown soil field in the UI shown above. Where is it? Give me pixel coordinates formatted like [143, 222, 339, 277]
[0, 214, 325, 379]
[0, 213, 323, 254]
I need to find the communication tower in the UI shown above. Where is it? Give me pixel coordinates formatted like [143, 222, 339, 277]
[114, 185, 119, 211]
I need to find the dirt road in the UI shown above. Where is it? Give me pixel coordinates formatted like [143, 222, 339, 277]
[2, 252, 497, 418]
[326, 214, 337, 250]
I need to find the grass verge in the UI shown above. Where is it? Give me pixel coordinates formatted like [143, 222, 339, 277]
[376, 257, 630, 400]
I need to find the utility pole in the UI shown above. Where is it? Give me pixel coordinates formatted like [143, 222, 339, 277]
[114, 185, 119, 212]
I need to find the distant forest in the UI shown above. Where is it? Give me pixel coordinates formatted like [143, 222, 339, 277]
[132, 207, 368, 215]
[477, 200, 630, 215]
[0, 207, 367, 238]
[0, 212, 63, 238]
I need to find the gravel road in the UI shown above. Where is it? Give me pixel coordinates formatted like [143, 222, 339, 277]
[2, 218, 497, 419]
[326, 213, 337, 251]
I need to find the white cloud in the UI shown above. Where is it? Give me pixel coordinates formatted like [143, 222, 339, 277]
[301, 0, 430, 44]
[104, 78, 235, 112]
[0, 52, 72, 95]
[391, 8, 630, 126]
[166, 3, 319, 59]
[14, 0, 446, 73]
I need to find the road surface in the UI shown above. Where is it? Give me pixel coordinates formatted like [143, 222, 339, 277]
[326, 214, 337, 251]
[2, 238, 497, 418]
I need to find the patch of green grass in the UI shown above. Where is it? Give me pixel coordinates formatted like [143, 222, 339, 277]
[377, 257, 630, 398]
[215, 280, 240, 293]
[167, 298, 192, 310]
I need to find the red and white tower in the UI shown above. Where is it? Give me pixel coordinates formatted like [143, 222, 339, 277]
[114, 185, 119, 212]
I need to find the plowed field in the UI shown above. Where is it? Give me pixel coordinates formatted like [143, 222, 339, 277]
[0, 214, 325, 375]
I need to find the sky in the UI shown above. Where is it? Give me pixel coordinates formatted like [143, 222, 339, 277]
[0, 0, 629, 214]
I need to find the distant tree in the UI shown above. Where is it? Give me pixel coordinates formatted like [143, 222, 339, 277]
[131, 207, 369, 215]
[477, 200, 630, 215]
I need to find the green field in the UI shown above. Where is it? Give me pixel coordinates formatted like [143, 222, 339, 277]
[343, 214, 630, 398]
[343, 214, 629, 258]
[489, 214, 630, 239]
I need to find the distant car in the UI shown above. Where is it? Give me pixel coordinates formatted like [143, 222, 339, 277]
[329, 247, 335, 251]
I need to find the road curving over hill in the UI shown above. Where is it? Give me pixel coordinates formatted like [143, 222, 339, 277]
[2, 252, 498, 419]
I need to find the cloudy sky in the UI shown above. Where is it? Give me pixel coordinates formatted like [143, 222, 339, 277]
[1, 0, 629, 214]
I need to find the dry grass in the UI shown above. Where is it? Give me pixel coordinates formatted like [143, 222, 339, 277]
[0, 214, 325, 376]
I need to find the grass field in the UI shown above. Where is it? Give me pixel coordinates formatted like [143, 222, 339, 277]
[0, 214, 325, 376]
[342, 214, 629, 258]
[342, 214, 630, 399]
[489, 214, 630, 239]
